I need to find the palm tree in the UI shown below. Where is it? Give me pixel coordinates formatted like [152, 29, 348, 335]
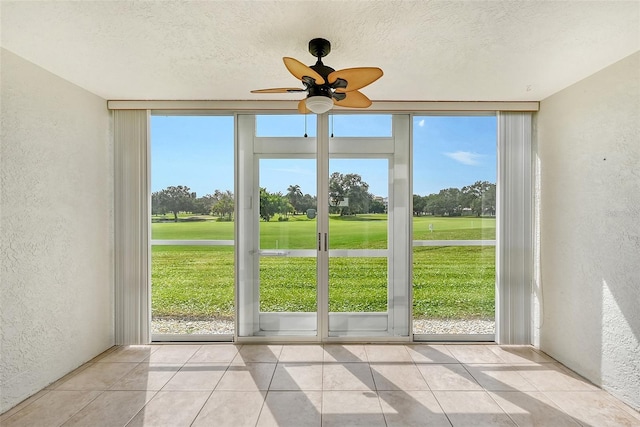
[286, 184, 303, 214]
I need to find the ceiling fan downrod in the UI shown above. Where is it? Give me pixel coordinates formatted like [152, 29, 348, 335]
[307, 38, 347, 93]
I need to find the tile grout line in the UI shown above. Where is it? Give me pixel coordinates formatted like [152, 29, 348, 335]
[189, 388, 216, 427]
[411, 355, 455, 427]
[252, 346, 282, 426]
[537, 389, 608, 427]
[5, 344, 637, 426]
[0, 389, 51, 422]
[483, 388, 521, 427]
[123, 390, 160, 427]
[370, 359, 389, 427]
[58, 389, 107, 427]
[320, 344, 325, 427]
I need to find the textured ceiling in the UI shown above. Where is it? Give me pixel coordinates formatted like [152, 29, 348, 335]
[1, 1, 639, 102]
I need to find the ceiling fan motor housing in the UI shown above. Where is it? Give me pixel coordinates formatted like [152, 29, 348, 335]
[307, 85, 332, 98]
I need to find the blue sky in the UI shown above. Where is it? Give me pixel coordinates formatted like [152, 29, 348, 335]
[151, 114, 496, 198]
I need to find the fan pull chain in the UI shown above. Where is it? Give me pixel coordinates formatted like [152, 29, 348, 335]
[304, 114, 308, 138]
[330, 115, 334, 138]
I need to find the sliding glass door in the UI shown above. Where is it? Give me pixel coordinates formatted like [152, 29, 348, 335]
[237, 114, 410, 340]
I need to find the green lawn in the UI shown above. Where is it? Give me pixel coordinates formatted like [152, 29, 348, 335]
[151, 215, 495, 320]
[152, 214, 494, 244]
[152, 215, 234, 240]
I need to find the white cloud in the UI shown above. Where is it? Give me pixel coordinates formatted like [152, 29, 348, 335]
[418, 119, 425, 127]
[443, 151, 483, 166]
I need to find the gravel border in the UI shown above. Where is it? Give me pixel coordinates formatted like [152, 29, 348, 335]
[413, 318, 495, 335]
[152, 318, 234, 335]
[151, 317, 494, 336]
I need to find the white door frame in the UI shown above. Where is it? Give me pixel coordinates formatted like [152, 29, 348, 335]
[236, 114, 411, 342]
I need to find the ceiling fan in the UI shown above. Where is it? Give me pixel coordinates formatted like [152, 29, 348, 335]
[251, 38, 383, 114]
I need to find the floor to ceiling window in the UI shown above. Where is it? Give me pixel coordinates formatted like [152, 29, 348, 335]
[412, 115, 497, 339]
[143, 111, 505, 342]
[114, 105, 533, 345]
[150, 115, 235, 339]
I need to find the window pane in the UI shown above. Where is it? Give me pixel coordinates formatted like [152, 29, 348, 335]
[151, 246, 234, 334]
[329, 158, 388, 249]
[260, 257, 317, 312]
[150, 115, 235, 336]
[412, 115, 496, 335]
[413, 246, 495, 333]
[256, 114, 317, 137]
[259, 158, 317, 250]
[258, 157, 317, 315]
[330, 114, 392, 137]
[329, 258, 387, 312]
[151, 115, 235, 236]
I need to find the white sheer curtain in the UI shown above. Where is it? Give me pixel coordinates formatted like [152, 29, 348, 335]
[114, 109, 150, 344]
[496, 111, 534, 344]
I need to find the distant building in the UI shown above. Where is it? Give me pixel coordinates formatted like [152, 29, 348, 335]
[373, 195, 388, 211]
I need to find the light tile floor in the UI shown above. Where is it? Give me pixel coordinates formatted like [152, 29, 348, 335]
[2, 344, 639, 426]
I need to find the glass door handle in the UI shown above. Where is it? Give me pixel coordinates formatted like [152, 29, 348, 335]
[258, 250, 289, 257]
[318, 233, 328, 251]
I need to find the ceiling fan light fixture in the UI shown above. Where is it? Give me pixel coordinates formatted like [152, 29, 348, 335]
[305, 95, 334, 114]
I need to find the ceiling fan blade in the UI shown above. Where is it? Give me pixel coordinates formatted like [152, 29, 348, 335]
[328, 67, 383, 92]
[298, 99, 310, 114]
[333, 90, 372, 108]
[283, 57, 325, 85]
[251, 88, 306, 93]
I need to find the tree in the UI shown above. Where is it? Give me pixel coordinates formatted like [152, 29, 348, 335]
[286, 184, 303, 214]
[425, 192, 445, 216]
[439, 187, 462, 216]
[329, 172, 373, 215]
[151, 192, 167, 216]
[193, 194, 215, 215]
[462, 181, 496, 216]
[423, 193, 439, 215]
[369, 199, 386, 214]
[259, 188, 281, 222]
[481, 183, 496, 216]
[299, 193, 317, 214]
[211, 189, 234, 220]
[277, 195, 294, 218]
[151, 185, 195, 222]
[413, 194, 427, 216]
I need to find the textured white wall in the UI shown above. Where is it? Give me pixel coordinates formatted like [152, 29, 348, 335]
[537, 52, 640, 410]
[0, 49, 114, 412]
